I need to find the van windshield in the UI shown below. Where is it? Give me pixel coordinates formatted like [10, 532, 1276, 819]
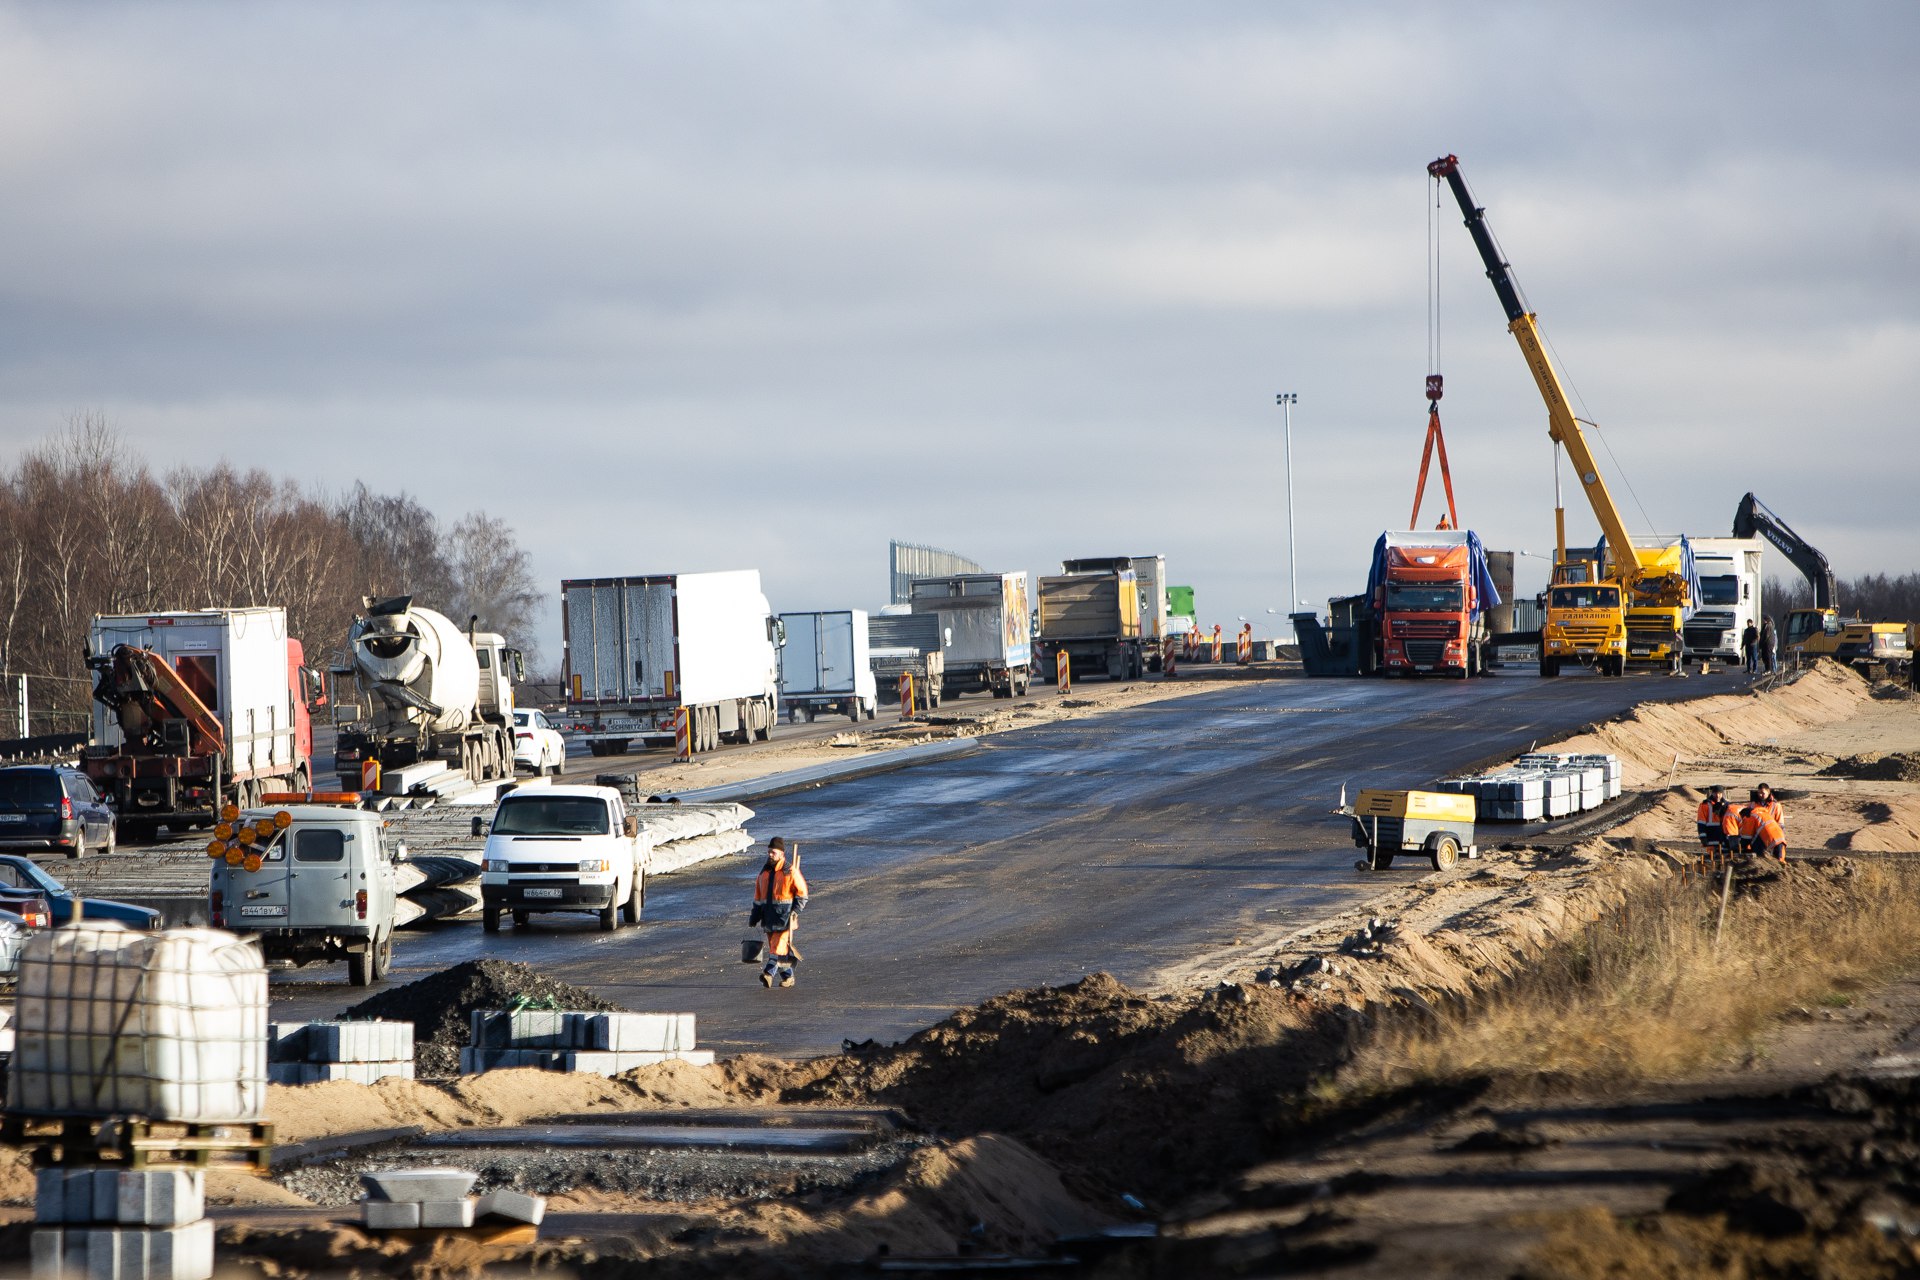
[493, 796, 611, 836]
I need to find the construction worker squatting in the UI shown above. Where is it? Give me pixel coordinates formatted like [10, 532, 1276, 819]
[750, 836, 810, 989]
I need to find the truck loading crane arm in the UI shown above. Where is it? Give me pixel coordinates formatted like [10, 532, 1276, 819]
[1427, 155, 1640, 571]
[1732, 492, 1835, 610]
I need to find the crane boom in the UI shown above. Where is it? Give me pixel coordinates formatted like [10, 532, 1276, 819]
[1426, 155, 1641, 575]
[1732, 492, 1836, 610]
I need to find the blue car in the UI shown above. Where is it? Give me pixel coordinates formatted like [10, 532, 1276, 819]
[0, 854, 158, 930]
[0, 766, 116, 859]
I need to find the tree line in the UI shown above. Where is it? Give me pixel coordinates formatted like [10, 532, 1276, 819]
[1, 418, 542, 730]
[1762, 573, 1920, 624]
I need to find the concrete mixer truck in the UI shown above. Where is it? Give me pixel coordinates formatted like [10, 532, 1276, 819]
[331, 597, 522, 794]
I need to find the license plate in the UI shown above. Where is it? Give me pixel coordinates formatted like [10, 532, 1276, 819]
[522, 887, 563, 899]
[0, 814, 24, 823]
[238, 905, 287, 917]
[1576, 647, 1595, 654]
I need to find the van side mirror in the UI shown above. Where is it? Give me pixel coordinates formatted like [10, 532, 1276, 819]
[471, 817, 487, 838]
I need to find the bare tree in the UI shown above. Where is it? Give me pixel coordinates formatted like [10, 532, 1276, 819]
[445, 511, 544, 666]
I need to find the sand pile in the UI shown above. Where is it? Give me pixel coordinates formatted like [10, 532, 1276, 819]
[343, 958, 620, 1074]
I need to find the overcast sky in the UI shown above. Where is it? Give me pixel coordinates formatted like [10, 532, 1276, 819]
[2, 2, 1914, 660]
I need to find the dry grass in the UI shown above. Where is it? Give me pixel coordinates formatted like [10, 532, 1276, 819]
[1341, 860, 1920, 1090]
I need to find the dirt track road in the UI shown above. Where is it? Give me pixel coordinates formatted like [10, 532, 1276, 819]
[271, 667, 1736, 1055]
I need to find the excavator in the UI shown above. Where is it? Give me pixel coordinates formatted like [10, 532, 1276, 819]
[1429, 155, 1695, 677]
[1732, 493, 1910, 675]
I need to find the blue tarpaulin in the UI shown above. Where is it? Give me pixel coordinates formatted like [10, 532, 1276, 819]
[1364, 531, 1503, 622]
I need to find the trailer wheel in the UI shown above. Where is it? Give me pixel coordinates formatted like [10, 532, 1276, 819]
[1369, 848, 1394, 871]
[1427, 833, 1461, 872]
[483, 907, 501, 933]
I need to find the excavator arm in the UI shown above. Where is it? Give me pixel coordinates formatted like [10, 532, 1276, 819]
[1427, 155, 1641, 575]
[1732, 492, 1835, 611]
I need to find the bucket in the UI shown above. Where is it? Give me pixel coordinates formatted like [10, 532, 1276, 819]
[740, 939, 765, 964]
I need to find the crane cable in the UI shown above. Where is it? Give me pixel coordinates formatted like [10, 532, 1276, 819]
[1410, 177, 1460, 530]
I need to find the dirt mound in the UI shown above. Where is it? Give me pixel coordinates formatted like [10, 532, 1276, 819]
[271, 1059, 735, 1145]
[1830, 798, 1920, 853]
[344, 959, 621, 1075]
[1821, 752, 1920, 783]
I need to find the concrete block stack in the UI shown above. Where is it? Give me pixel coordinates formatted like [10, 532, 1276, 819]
[1441, 751, 1623, 823]
[459, 1010, 713, 1075]
[359, 1168, 545, 1233]
[268, 1020, 415, 1085]
[32, 1169, 214, 1280]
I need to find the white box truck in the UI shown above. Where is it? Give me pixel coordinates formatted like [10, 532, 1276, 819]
[561, 571, 782, 756]
[778, 610, 878, 723]
[908, 572, 1032, 700]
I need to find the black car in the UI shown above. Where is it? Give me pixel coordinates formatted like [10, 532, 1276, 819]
[0, 766, 115, 858]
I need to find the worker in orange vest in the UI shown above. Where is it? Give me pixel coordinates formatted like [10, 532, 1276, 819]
[1755, 815, 1787, 864]
[1753, 782, 1785, 829]
[1737, 791, 1766, 855]
[1695, 785, 1733, 851]
[749, 837, 810, 989]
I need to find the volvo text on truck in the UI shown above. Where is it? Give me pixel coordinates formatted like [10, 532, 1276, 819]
[778, 610, 878, 723]
[1365, 531, 1500, 678]
[561, 570, 782, 755]
[83, 608, 323, 843]
[332, 596, 520, 792]
[908, 572, 1032, 699]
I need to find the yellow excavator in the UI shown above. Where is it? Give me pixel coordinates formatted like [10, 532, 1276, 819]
[1733, 492, 1911, 675]
[1429, 155, 1693, 677]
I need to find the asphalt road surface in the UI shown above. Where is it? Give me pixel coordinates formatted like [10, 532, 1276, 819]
[273, 667, 1735, 1056]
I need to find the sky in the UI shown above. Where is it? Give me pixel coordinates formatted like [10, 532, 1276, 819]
[1, 2, 1915, 663]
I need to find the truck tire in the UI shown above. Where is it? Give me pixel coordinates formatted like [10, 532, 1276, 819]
[347, 946, 373, 987]
[847, 700, 861, 723]
[598, 901, 617, 932]
[1427, 833, 1462, 872]
[483, 907, 501, 933]
[622, 872, 644, 924]
[1539, 655, 1561, 678]
[512, 910, 530, 929]
[371, 930, 392, 981]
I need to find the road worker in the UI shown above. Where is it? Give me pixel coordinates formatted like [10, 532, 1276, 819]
[1737, 790, 1766, 855]
[749, 837, 809, 989]
[1695, 785, 1733, 851]
[1754, 782, 1785, 829]
[1756, 814, 1788, 864]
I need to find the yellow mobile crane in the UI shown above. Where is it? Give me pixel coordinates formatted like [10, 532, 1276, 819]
[1428, 155, 1692, 677]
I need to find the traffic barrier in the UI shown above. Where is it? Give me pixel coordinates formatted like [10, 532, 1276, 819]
[1163, 636, 1178, 678]
[1056, 650, 1071, 694]
[1211, 625, 1223, 664]
[675, 708, 692, 761]
[361, 759, 380, 793]
[1237, 625, 1252, 665]
[898, 673, 915, 721]
[1183, 631, 1197, 661]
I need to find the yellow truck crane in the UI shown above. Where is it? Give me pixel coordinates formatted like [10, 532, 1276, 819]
[1429, 155, 1693, 676]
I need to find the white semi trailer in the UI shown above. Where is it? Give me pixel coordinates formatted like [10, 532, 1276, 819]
[561, 570, 782, 756]
[331, 596, 520, 791]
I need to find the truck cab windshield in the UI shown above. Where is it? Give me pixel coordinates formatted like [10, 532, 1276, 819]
[1698, 575, 1739, 606]
[492, 797, 611, 836]
[1551, 586, 1621, 611]
[1384, 582, 1464, 612]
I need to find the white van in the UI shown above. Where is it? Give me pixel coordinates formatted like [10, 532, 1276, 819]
[478, 785, 645, 933]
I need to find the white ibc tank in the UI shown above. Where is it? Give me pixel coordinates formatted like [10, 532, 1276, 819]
[350, 600, 479, 734]
[8, 924, 267, 1123]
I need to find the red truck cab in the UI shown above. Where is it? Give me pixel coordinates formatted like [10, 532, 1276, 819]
[1370, 533, 1494, 679]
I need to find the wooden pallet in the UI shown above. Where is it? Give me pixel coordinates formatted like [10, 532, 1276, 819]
[0, 1114, 274, 1172]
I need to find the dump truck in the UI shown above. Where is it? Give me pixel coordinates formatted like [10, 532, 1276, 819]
[561, 570, 782, 754]
[1061, 555, 1168, 669]
[778, 610, 877, 723]
[332, 597, 521, 792]
[1365, 531, 1500, 678]
[83, 608, 324, 843]
[869, 611, 945, 711]
[908, 572, 1032, 699]
[1035, 565, 1144, 682]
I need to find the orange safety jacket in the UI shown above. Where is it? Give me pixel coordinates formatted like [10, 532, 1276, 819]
[1737, 807, 1763, 848]
[1720, 808, 1742, 841]
[1696, 798, 1730, 844]
[1757, 817, 1786, 849]
[1755, 797, 1784, 826]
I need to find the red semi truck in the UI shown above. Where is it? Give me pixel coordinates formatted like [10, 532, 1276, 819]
[1366, 531, 1500, 679]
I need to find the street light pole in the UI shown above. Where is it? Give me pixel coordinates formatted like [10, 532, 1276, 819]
[1276, 392, 1299, 612]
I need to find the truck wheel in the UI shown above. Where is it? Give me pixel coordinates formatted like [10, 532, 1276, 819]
[347, 947, 373, 987]
[1427, 834, 1461, 872]
[371, 930, 393, 980]
[512, 910, 530, 929]
[598, 902, 617, 932]
[758, 701, 776, 741]
[483, 907, 501, 933]
[864, 700, 876, 720]
[1539, 655, 1561, 678]
[622, 873, 644, 924]
[847, 700, 861, 723]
